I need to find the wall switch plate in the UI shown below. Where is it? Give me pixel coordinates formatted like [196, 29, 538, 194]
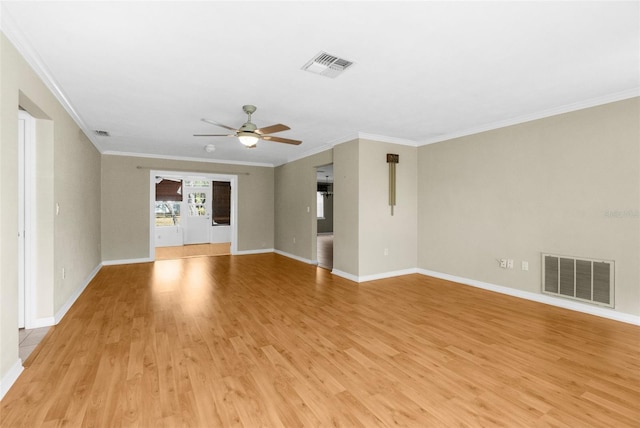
[384, 248, 389, 256]
[507, 259, 514, 269]
[500, 258, 507, 268]
[522, 261, 529, 271]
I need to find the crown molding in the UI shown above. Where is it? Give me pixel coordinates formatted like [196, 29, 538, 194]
[357, 132, 419, 147]
[282, 143, 334, 165]
[420, 88, 640, 146]
[0, 8, 104, 152]
[102, 150, 275, 168]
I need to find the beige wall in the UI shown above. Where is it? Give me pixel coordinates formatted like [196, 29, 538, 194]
[101, 155, 275, 261]
[333, 140, 360, 275]
[418, 98, 640, 316]
[358, 139, 418, 276]
[274, 150, 332, 261]
[1, 32, 102, 384]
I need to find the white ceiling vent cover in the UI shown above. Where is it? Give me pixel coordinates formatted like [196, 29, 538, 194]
[302, 52, 354, 78]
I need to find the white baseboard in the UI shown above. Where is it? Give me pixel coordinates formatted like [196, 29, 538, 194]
[28, 316, 55, 329]
[102, 257, 153, 266]
[273, 249, 316, 265]
[331, 268, 419, 283]
[419, 269, 640, 326]
[0, 359, 24, 400]
[331, 269, 359, 282]
[359, 268, 419, 283]
[55, 263, 102, 324]
[235, 248, 275, 256]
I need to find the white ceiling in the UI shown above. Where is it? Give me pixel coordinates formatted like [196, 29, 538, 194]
[2, 1, 638, 167]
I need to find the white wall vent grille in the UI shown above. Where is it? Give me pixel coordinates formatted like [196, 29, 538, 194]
[302, 51, 354, 78]
[542, 253, 614, 308]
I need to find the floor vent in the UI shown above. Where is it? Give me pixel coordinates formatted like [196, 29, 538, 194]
[542, 253, 614, 307]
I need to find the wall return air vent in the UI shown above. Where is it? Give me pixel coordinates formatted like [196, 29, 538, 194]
[542, 253, 614, 308]
[302, 51, 354, 78]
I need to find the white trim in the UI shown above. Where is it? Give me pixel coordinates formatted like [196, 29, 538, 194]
[0, 9, 103, 152]
[54, 263, 102, 324]
[331, 269, 359, 283]
[102, 258, 153, 266]
[284, 131, 420, 166]
[419, 269, 640, 326]
[420, 89, 640, 146]
[358, 268, 419, 283]
[149, 170, 239, 258]
[0, 360, 24, 400]
[236, 248, 275, 256]
[104, 150, 274, 168]
[273, 249, 316, 265]
[283, 143, 334, 165]
[29, 316, 55, 329]
[331, 268, 419, 283]
[325, 133, 360, 148]
[357, 132, 419, 147]
[18, 110, 37, 330]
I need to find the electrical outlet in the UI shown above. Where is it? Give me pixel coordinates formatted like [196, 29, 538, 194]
[293, 237, 296, 244]
[62, 267, 66, 279]
[500, 258, 507, 268]
[384, 248, 389, 256]
[507, 259, 514, 269]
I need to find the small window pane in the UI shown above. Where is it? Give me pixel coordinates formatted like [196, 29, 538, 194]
[188, 192, 207, 216]
[155, 201, 181, 226]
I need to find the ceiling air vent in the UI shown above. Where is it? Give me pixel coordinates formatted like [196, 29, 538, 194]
[93, 130, 110, 137]
[302, 51, 354, 78]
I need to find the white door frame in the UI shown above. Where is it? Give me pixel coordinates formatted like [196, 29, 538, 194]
[149, 170, 238, 259]
[18, 110, 36, 329]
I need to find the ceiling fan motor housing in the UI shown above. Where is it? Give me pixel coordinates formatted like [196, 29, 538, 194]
[239, 122, 257, 133]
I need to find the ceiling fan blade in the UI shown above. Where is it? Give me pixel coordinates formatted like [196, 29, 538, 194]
[201, 118, 237, 131]
[193, 134, 235, 137]
[255, 124, 290, 135]
[262, 135, 302, 145]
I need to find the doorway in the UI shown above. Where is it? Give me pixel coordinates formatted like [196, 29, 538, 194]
[18, 110, 35, 329]
[316, 164, 333, 270]
[150, 170, 238, 260]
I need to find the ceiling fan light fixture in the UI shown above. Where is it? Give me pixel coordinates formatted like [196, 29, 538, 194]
[238, 131, 259, 147]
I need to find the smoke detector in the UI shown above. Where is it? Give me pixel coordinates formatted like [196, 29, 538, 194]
[302, 51, 354, 78]
[204, 144, 216, 153]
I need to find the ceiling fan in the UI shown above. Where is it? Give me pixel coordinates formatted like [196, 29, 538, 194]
[194, 105, 302, 148]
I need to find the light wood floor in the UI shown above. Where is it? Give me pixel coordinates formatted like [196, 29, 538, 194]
[155, 243, 231, 260]
[317, 234, 333, 270]
[2, 254, 639, 427]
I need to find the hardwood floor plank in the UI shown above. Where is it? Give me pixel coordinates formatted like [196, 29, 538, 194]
[2, 254, 639, 427]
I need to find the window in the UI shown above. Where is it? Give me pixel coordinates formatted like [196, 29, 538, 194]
[212, 181, 231, 225]
[184, 179, 210, 188]
[155, 178, 182, 226]
[317, 192, 325, 219]
[187, 192, 207, 216]
[155, 202, 181, 226]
